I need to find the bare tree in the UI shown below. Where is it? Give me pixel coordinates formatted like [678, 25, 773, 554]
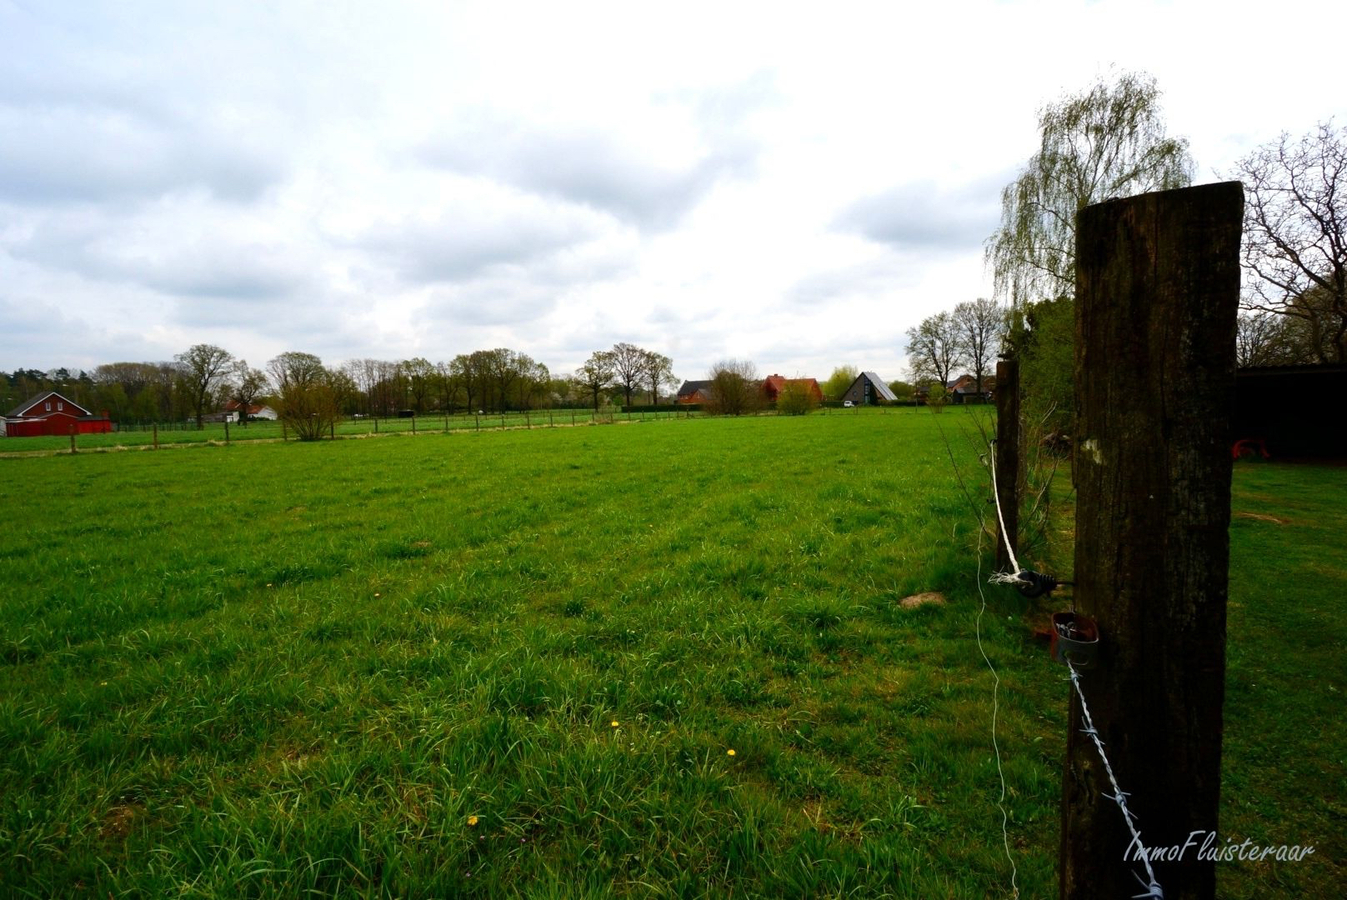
[575, 350, 616, 411]
[175, 344, 234, 429]
[905, 311, 965, 389]
[267, 351, 326, 394]
[642, 350, 676, 405]
[706, 359, 760, 416]
[228, 362, 270, 427]
[1230, 121, 1347, 363]
[515, 355, 549, 409]
[1235, 311, 1315, 368]
[435, 360, 463, 413]
[951, 297, 1005, 393]
[609, 343, 647, 407]
[402, 357, 435, 413]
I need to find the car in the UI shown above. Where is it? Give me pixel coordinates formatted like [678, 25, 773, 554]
[843, 400, 854, 408]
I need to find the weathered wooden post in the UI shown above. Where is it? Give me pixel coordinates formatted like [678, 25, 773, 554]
[224, 419, 230, 445]
[153, 423, 159, 450]
[993, 357, 1019, 573]
[412, 414, 417, 435]
[1062, 182, 1243, 899]
[69, 425, 76, 454]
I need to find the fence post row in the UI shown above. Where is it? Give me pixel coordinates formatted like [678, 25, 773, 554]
[1061, 182, 1243, 900]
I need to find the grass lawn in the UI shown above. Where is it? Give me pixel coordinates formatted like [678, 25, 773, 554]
[0, 410, 1341, 897]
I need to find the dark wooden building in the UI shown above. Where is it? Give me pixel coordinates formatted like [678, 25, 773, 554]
[841, 371, 897, 406]
[1233, 364, 1346, 458]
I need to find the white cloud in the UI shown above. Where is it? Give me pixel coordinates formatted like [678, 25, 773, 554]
[0, 0, 1344, 378]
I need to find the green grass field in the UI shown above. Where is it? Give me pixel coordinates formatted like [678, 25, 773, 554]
[1, 410, 1341, 897]
[0, 408, 697, 454]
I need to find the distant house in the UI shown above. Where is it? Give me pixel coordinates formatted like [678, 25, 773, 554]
[224, 401, 279, 421]
[841, 371, 897, 406]
[948, 374, 995, 404]
[4, 391, 113, 437]
[761, 374, 824, 405]
[676, 380, 713, 404]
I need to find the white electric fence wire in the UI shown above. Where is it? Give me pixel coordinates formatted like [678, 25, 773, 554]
[1069, 665, 1165, 900]
[975, 527, 1020, 898]
[987, 444, 1029, 586]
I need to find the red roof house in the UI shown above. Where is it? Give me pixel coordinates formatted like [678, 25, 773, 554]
[3, 391, 113, 438]
[761, 375, 823, 405]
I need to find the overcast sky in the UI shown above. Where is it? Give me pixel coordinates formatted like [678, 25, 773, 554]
[2, 1, 1344, 382]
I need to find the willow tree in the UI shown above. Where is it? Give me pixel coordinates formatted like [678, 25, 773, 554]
[987, 70, 1193, 305]
[986, 70, 1193, 427]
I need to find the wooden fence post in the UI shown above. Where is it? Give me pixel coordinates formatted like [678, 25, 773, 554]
[1062, 182, 1243, 900]
[994, 358, 1019, 573]
[224, 419, 230, 445]
[153, 423, 159, 450]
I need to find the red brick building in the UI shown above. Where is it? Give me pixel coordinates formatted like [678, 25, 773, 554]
[761, 374, 824, 405]
[3, 391, 113, 437]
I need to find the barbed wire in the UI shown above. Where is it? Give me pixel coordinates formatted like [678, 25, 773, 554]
[1069, 666, 1165, 899]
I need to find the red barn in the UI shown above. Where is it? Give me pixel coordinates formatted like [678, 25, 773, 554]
[3, 391, 113, 437]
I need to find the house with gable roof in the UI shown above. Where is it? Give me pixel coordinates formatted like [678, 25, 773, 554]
[3, 391, 113, 437]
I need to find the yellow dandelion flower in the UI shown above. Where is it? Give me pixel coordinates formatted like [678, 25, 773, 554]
[467, 815, 479, 827]
[727, 749, 736, 756]
[611, 720, 620, 728]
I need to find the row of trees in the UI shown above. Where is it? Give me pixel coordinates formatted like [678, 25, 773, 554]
[2, 363, 194, 426]
[4, 342, 685, 439]
[905, 297, 1006, 394]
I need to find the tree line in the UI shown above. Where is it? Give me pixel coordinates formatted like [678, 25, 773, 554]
[2, 343, 684, 436]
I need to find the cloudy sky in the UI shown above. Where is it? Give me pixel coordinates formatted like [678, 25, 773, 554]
[2, 1, 1344, 382]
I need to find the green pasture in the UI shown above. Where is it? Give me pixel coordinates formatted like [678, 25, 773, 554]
[0, 408, 701, 454]
[0, 410, 1341, 897]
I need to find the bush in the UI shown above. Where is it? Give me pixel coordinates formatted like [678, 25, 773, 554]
[705, 360, 762, 416]
[278, 380, 343, 441]
[777, 380, 819, 415]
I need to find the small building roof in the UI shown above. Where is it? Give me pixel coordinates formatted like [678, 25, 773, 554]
[677, 380, 713, 397]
